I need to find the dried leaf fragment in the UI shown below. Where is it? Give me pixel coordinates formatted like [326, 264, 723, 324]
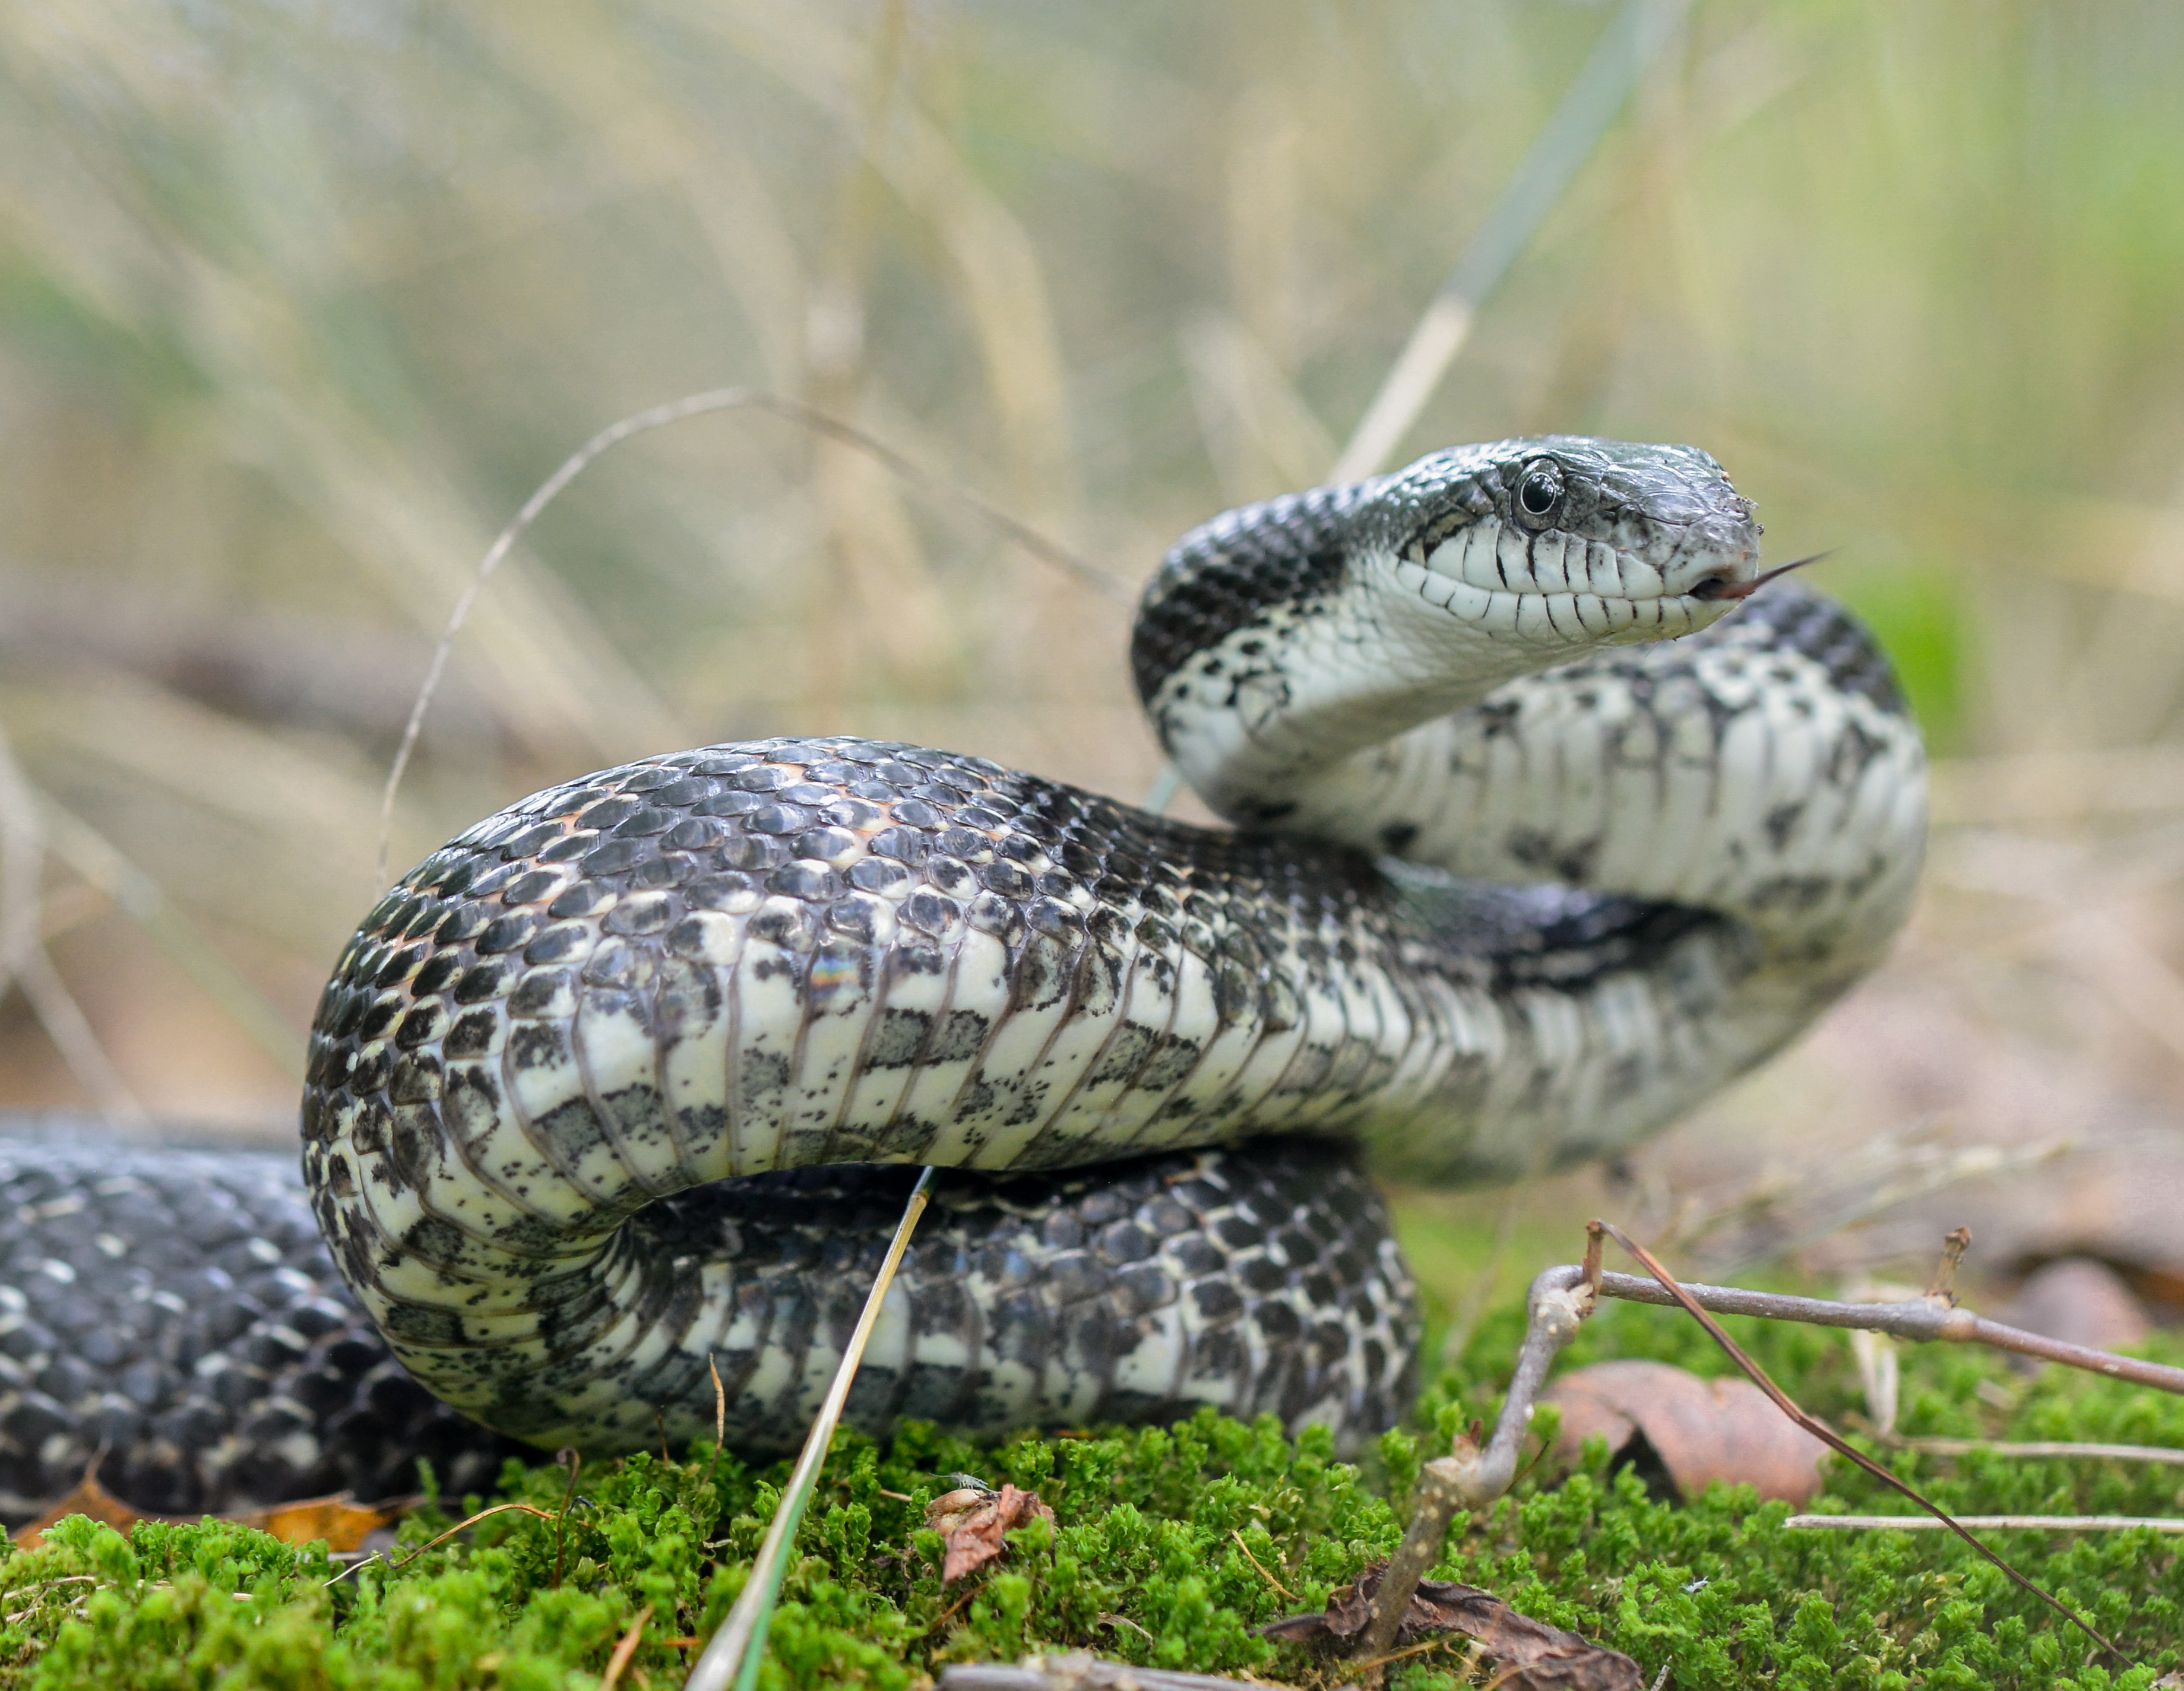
[925, 1483, 1055, 1584]
[1260, 1562, 1641, 1691]
[246, 1494, 412, 1551]
[10, 1467, 413, 1553]
[1544, 1358, 1831, 1505]
[10, 1471, 144, 1548]
[1996, 1258, 2151, 1358]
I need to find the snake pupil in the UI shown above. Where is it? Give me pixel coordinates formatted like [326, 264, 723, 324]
[1518, 466, 1560, 518]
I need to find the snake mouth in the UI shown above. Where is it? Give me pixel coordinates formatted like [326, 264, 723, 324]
[1688, 551, 1829, 602]
[1399, 520, 1768, 642]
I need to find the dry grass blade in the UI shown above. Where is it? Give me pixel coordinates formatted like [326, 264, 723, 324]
[1591, 1221, 2125, 1665]
[704, 3, 1084, 520]
[685, 1166, 936, 1691]
[1228, 1528, 1294, 1601]
[1332, 0, 1694, 480]
[1179, 311, 1335, 501]
[377, 391, 1121, 888]
[0, 717, 147, 1127]
[37, 800, 305, 1079]
[600, 1604, 655, 1691]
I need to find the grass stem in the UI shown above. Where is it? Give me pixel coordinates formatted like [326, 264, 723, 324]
[683, 1167, 936, 1691]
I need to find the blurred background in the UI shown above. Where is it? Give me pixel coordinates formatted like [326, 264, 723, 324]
[3, 0, 2183, 1324]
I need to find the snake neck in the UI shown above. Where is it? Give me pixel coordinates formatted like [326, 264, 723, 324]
[1133, 445, 1926, 967]
[1263, 584, 1925, 965]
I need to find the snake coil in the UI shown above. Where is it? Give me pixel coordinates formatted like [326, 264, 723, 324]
[0, 438, 1922, 1521]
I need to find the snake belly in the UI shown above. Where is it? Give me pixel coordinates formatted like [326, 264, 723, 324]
[0, 436, 1925, 1517]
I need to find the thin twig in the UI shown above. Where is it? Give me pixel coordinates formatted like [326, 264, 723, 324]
[1892, 1437, 2184, 1465]
[1353, 1268, 1595, 1669]
[600, 1604, 655, 1691]
[1789, 1514, 2184, 1532]
[323, 1502, 558, 1587]
[684, 1166, 936, 1691]
[1928, 1226, 1972, 1302]
[374, 392, 1124, 888]
[1584, 1267, 2184, 1393]
[1592, 1221, 2123, 1665]
[552, 1449, 581, 1588]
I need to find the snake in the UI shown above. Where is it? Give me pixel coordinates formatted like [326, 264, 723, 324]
[0, 436, 1924, 1524]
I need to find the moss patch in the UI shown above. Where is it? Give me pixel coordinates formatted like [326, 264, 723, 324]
[4, 1298, 2182, 1689]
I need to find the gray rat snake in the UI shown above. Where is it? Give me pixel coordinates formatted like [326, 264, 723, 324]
[0, 437, 1923, 1522]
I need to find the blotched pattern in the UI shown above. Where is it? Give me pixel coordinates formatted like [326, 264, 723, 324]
[0, 1137, 520, 1525]
[0, 1132, 1408, 1519]
[302, 436, 1919, 1476]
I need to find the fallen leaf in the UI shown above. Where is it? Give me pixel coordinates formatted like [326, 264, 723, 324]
[1544, 1358, 1830, 1505]
[11, 1471, 145, 1548]
[925, 1483, 1055, 1584]
[10, 1465, 416, 1553]
[1261, 1562, 1642, 1690]
[242, 1494, 414, 1551]
[1995, 1258, 2151, 1358]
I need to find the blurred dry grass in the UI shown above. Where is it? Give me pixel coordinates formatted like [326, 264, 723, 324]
[2, 0, 2183, 1300]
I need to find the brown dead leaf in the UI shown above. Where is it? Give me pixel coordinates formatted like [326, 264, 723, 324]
[1260, 1562, 1642, 1690]
[1995, 1258, 2152, 1358]
[10, 1471, 145, 1548]
[10, 1465, 416, 1552]
[1544, 1358, 1831, 1505]
[925, 1483, 1055, 1584]
[242, 1494, 413, 1551]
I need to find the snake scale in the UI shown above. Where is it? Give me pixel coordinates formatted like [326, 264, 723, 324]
[0, 438, 1924, 1523]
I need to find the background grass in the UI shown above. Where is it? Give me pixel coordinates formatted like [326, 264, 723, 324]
[7, 1, 2184, 1136]
[6, 5, 2184, 1677]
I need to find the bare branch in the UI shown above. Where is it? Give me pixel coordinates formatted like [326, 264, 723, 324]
[1894, 1438, 2184, 1465]
[941, 1655, 1305, 1691]
[1592, 1222, 2123, 1665]
[1789, 1514, 2184, 1533]
[1583, 1268, 2184, 1394]
[1353, 1268, 1594, 1668]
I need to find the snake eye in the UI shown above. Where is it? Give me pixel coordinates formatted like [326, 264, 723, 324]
[1514, 461, 1563, 529]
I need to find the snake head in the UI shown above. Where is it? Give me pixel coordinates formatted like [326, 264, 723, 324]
[1379, 435, 1763, 646]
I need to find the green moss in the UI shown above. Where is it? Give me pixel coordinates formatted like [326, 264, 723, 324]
[5, 1302, 2181, 1688]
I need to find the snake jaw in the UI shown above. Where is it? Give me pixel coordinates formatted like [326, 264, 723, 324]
[1397, 520, 1758, 652]
[1373, 438, 1767, 652]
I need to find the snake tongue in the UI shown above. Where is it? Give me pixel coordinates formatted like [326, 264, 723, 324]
[1695, 550, 1830, 601]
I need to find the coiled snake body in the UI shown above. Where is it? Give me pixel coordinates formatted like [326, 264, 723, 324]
[0, 439, 1924, 1521]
